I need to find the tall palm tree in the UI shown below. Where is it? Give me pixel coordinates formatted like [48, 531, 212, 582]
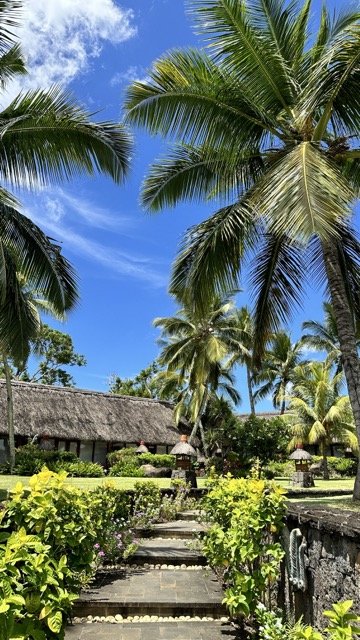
[124, 0, 360, 499]
[254, 332, 306, 414]
[154, 295, 242, 451]
[227, 306, 255, 414]
[1, 232, 77, 472]
[289, 362, 358, 479]
[0, 1, 131, 351]
[301, 302, 360, 374]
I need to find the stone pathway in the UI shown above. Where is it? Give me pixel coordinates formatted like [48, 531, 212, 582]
[65, 512, 240, 639]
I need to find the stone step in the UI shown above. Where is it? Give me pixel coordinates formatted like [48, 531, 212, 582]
[137, 520, 206, 540]
[128, 538, 206, 566]
[176, 510, 201, 522]
[65, 621, 239, 640]
[74, 568, 225, 618]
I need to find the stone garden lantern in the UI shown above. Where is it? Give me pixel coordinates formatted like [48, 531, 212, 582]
[170, 434, 197, 487]
[136, 440, 149, 454]
[289, 444, 314, 488]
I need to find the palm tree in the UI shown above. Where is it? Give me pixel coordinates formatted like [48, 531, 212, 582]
[254, 332, 306, 414]
[0, 1, 131, 351]
[1, 232, 77, 472]
[124, 0, 360, 499]
[227, 306, 255, 414]
[154, 295, 242, 451]
[301, 302, 360, 374]
[288, 362, 358, 479]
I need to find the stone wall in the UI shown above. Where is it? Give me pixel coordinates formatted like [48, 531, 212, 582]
[284, 504, 360, 628]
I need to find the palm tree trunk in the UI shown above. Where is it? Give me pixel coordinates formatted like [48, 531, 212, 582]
[246, 364, 256, 415]
[322, 242, 360, 498]
[189, 393, 209, 454]
[320, 441, 329, 480]
[3, 355, 15, 473]
[280, 398, 286, 415]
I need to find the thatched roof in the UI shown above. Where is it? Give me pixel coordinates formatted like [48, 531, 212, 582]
[0, 380, 190, 445]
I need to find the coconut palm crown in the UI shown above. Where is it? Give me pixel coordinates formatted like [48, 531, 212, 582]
[288, 362, 357, 478]
[125, 0, 360, 498]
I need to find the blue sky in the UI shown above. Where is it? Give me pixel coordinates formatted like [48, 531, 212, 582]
[12, 0, 341, 410]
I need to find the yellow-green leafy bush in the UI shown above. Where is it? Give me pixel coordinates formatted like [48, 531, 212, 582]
[202, 476, 286, 618]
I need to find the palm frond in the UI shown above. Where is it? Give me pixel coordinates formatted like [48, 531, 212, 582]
[0, 87, 131, 187]
[0, 43, 26, 88]
[141, 143, 264, 211]
[0, 245, 39, 363]
[187, 0, 295, 116]
[170, 201, 256, 310]
[250, 143, 354, 242]
[250, 233, 306, 363]
[125, 48, 280, 148]
[0, 1, 22, 52]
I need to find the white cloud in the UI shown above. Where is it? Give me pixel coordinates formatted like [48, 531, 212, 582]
[110, 65, 147, 87]
[43, 187, 135, 232]
[3, 0, 137, 103]
[25, 193, 167, 288]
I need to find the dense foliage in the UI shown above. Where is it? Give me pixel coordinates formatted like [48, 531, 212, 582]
[202, 476, 286, 617]
[107, 448, 175, 477]
[1, 444, 104, 477]
[0, 470, 134, 639]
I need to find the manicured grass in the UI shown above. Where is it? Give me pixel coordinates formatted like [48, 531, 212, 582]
[288, 495, 360, 511]
[0, 475, 208, 492]
[275, 477, 355, 492]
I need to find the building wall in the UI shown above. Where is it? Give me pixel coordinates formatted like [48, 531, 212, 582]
[283, 505, 360, 628]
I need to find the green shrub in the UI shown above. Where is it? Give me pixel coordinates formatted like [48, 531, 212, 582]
[202, 476, 286, 618]
[107, 448, 137, 466]
[1, 468, 103, 592]
[262, 460, 294, 479]
[132, 481, 162, 526]
[52, 460, 104, 477]
[137, 453, 176, 469]
[108, 458, 144, 477]
[12, 444, 78, 476]
[0, 528, 77, 640]
[310, 456, 357, 478]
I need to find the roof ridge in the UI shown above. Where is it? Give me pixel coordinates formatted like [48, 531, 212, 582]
[0, 379, 173, 407]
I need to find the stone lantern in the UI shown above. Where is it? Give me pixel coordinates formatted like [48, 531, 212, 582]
[290, 444, 314, 488]
[170, 435, 197, 487]
[136, 440, 149, 454]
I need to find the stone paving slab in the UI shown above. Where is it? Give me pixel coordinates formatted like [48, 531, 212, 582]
[138, 520, 206, 539]
[129, 538, 206, 565]
[75, 569, 225, 617]
[176, 511, 201, 522]
[66, 622, 240, 639]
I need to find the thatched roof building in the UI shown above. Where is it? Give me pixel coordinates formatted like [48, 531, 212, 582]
[0, 381, 190, 464]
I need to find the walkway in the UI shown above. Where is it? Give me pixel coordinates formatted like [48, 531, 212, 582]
[65, 512, 239, 639]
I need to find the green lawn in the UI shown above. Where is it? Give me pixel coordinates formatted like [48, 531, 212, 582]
[275, 477, 355, 492]
[0, 475, 208, 493]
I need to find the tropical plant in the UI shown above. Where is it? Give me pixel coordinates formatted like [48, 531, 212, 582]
[125, 0, 360, 498]
[226, 306, 255, 413]
[11, 325, 87, 387]
[301, 302, 360, 374]
[154, 295, 242, 450]
[0, 0, 130, 348]
[1, 252, 77, 473]
[288, 362, 358, 479]
[109, 361, 160, 398]
[255, 332, 306, 414]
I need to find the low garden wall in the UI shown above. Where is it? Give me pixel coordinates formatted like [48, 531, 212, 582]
[283, 504, 360, 628]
